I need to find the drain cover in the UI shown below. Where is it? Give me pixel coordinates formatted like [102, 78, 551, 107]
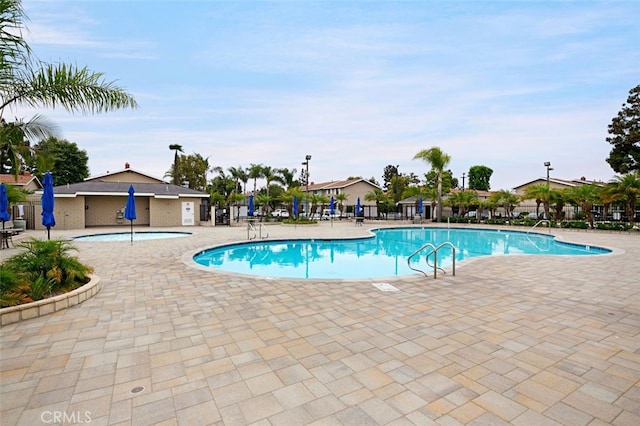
[130, 386, 145, 394]
[372, 283, 399, 292]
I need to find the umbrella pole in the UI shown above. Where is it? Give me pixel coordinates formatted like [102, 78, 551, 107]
[130, 220, 133, 244]
[47, 226, 50, 240]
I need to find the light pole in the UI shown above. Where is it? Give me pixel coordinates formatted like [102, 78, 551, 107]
[461, 172, 466, 190]
[544, 161, 553, 187]
[302, 155, 311, 217]
[544, 161, 553, 225]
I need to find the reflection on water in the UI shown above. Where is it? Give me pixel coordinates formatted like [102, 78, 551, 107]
[194, 228, 609, 279]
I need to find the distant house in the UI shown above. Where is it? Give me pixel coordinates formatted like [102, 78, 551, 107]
[34, 164, 209, 230]
[513, 176, 605, 197]
[0, 172, 42, 191]
[302, 179, 381, 215]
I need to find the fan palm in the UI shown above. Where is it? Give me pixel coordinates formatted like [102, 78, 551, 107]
[607, 171, 640, 223]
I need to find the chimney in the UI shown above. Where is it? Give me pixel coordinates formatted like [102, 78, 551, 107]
[580, 176, 586, 181]
[125, 162, 130, 169]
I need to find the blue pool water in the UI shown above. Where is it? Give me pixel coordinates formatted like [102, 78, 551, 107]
[193, 227, 610, 279]
[74, 231, 191, 242]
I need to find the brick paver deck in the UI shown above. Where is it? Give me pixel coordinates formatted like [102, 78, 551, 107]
[1, 222, 638, 425]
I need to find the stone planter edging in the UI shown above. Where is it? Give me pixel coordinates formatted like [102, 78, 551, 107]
[0, 274, 101, 326]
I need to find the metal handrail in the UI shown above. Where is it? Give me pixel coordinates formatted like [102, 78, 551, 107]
[247, 221, 269, 240]
[407, 241, 456, 279]
[528, 219, 551, 234]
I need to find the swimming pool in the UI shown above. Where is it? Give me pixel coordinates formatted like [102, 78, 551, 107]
[74, 231, 191, 242]
[192, 227, 610, 279]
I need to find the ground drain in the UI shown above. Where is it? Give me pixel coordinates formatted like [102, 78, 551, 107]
[130, 386, 145, 394]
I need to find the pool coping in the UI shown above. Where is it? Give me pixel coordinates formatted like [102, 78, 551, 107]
[0, 274, 101, 326]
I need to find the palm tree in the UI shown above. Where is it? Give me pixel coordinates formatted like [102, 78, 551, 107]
[261, 166, 285, 200]
[523, 184, 551, 220]
[413, 147, 451, 221]
[607, 171, 640, 224]
[168, 144, 183, 185]
[565, 184, 600, 227]
[335, 192, 348, 215]
[549, 188, 568, 222]
[1, 1, 137, 179]
[227, 165, 246, 194]
[247, 163, 264, 194]
[447, 190, 479, 217]
[278, 167, 298, 189]
[365, 188, 388, 218]
[488, 190, 520, 218]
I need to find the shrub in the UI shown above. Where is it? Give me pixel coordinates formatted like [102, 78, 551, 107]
[594, 222, 633, 231]
[1, 238, 93, 306]
[560, 220, 589, 229]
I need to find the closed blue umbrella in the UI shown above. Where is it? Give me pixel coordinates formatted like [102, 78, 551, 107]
[0, 184, 10, 226]
[418, 198, 424, 215]
[124, 185, 136, 244]
[248, 194, 255, 216]
[356, 197, 361, 216]
[292, 195, 298, 219]
[330, 196, 335, 215]
[41, 172, 56, 240]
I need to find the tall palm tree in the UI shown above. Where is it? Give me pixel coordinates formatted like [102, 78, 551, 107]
[1, 0, 137, 178]
[169, 144, 183, 185]
[247, 163, 264, 194]
[607, 171, 640, 223]
[413, 147, 451, 221]
[335, 192, 348, 214]
[278, 167, 298, 189]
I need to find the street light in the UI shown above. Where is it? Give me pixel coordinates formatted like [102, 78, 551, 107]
[302, 155, 311, 216]
[544, 161, 553, 187]
[461, 172, 466, 190]
[544, 161, 553, 226]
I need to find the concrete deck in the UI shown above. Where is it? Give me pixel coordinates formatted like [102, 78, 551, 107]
[1, 222, 639, 425]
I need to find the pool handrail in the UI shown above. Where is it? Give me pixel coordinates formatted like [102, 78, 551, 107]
[528, 219, 551, 233]
[407, 241, 456, 279]
[247, 221, 269, 240]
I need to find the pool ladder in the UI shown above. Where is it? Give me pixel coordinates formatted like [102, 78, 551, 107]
[407, 241, 456, 279]
[527, 219, 551, 234]
[248, 221, 269, 240]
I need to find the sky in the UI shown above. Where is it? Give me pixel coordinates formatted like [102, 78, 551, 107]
[16, 0, 640, 191]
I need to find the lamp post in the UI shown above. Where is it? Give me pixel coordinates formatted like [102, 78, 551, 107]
[544, 161, 553, 187]
[461, 172, 466, 190]
[544, 161, 553, 226]
[302, 155, 311, 216]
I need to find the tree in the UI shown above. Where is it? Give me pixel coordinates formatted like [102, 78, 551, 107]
[168, 144, 184, 185]
[278, 167, 299, 189]
[565, 184, 600, 227]
[523, 184, 551, 220]
[364, 188, 389, 217]
[606, 85, 640, 173]
[382, 165, 399, 191]
[446, 190, 479, 217]
[413, 147, 451, 221]
[30, 137, 88, 185]
[247, 163, 264, 194]
[0, 0, 137, 179]
[606, 171, 640, 223]
[389, 174, 408, 203]
[335, 192, 348, 213]
[175, 153, 209, 191]
[488, 190, 519, 218]
[468, 165, 493, 191]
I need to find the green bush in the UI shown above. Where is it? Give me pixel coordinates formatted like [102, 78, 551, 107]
[560, 220, 589, 229]
[594, 222, 633, 231]
[1, 238, 93, 307]
[283, 218, 318, 225]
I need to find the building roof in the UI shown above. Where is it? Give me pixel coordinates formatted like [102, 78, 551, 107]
[0, 172, 42, 188]
[41, 181, 208, 199]
[305, 178, 381, 191]
[85, 166, 166, 183]
[513, 177, 605, 190]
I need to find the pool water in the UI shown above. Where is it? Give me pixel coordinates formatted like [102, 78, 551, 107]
[74, 231, 191, 242]
[193, 227, 610, 279]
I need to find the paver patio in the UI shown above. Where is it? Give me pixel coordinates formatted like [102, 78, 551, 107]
[1, 222, 639, 425]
